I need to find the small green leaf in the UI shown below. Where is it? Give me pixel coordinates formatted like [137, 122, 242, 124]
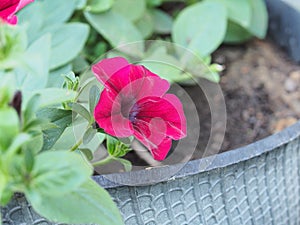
[20, 34, 51, 92]
[113, 0, 146, 22]
[23, 94, 40, 126]
[35, 88, 77, 108]
[23, 132, 44, 154]
[247, 0, 268, 38]
[79, 148, 94, 161]
[86, 0, 114, 13]
[46, 23, 90, 70]
[47, 64, 72, 88]
[150, 9, 173, 34]
[28, 178, 124, 225]
[6, 133, 32, 156]
[83, 127, 97, 145]
[213, 0, 251, 28]
[224, 21, 252, 44]
[37, 108, 72, 151]
[69, 102, 92, 122]
[135, 11, 154, 38]
[29, 151, 92, 197]
[0, 108, 19, 150]
[116, 158, 132, 172]
[107, 136, 131, 158]
[84, 11, 144, 56]
[172, 1, 227, 57]
[89, 85, 100, 114]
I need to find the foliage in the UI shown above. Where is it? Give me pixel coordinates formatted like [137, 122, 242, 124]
[0, 0, 269, 224]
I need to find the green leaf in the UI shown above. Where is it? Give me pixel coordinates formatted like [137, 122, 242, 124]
[79, 148, 94, 161]
[23, 133, 44, 154]
[213, 0, 251, 28]
[89, 85, 100, 114]
[6, 133, 32, 156]
[23, 94, 40, 126]
[83, 127, 97, 145]
[35, 88, 77, 108]
[37, 108, 72, 151]
[72, 56, 89, 73]
[41, 0, 77, 25]
[28, 178, 123, 225]
[224, 21, 252, 44]
[115, 158, 132, 172]
[150, 9, 173, 34]
[17, 0, 78, 43]
[107, 136, 131, 158]
[84, 11, 144, 56]
[0, 108, 19, 150]
[113, 0, 146, 22]
[172, 1, 227, 57]
[47, 64, 72, 88]
[46, 23, 90, 69]
[19, 34, 51, 92]
[135, 10, 154, 39]
[28, 151, 92, 198]
[69, 103, 92, 122]
[142, 46, 190, 82]
[76, 0, 87, 9]
[86, 0, 114, 13]
[247, 0, 268, 38]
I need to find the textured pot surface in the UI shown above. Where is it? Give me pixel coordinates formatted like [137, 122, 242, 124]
[2, 0, 300, 224]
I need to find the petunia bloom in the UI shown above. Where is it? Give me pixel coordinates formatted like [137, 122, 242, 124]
[0, 0, 34, 25]
[93, 57, 187, 161]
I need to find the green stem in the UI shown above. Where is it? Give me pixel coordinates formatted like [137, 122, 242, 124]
[69, 138, 83, 152]
[92, 155, 114, 167]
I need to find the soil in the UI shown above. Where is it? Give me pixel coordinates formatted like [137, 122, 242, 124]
[95, 38, 300, 173]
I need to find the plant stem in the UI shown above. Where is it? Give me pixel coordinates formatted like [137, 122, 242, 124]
[92, 155, 114, 167]
[69, 138, 83, 152]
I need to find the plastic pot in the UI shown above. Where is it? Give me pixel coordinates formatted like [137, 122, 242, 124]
[2, 0, 300, 224]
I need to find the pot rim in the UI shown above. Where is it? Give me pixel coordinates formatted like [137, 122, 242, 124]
[93, 120, 300, 188]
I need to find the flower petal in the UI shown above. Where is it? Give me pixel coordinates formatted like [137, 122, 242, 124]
[133, 118, 172, 161]
[135, 94, 187, 140]
[0, 0, 33, 24]
[92, 57, 129, 87]
[94, 89, 133, 137]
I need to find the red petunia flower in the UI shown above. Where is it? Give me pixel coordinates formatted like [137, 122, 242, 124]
[92, 57, 187, 161]
[0, 0, 34, 25]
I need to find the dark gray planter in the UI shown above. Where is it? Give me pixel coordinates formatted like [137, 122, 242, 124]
[2, 0, 300, 224]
